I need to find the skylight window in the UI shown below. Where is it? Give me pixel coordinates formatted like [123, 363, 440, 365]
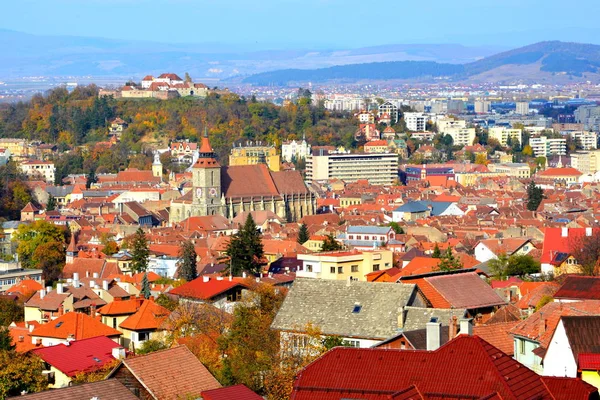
[352, 304, 362, 313]
[55, 322, 63, 328]
[93, 357, 101, 363]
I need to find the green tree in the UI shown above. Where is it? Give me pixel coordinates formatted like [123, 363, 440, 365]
[0, 328, 15, 351]
[488, 253, 510, 279]
[178, 240, 198, 282]
[297, 224, 309, 244]
[86, 169, 97, 189]
[0, 298, 24, 326]
[437, 247, 461, 271]
[526, 181, 545, 211]
[387, 222, 404, 234]
[506, 254, 540, 276]
[155, 293, 179, 311]
[130, 228, 149, 273]
[321, 234, 342, 252]
[46, 195, 57, 211]
[137, 339, 168, 355]
[432, 244, 441, 258]
[14, 220, 67, 269]
[141, 272, 151, 299]
[226, 214, 264, 276]
[0, 351, 47, 398]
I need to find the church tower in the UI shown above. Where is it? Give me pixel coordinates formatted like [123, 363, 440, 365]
[191, 128, 223, 216]
[152, 151, 162, 180]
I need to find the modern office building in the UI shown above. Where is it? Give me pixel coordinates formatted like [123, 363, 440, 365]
[515, 102, 530, 115]
[305, 152, 398, 185]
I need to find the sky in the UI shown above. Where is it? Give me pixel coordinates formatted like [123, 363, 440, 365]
[3, 0, 600, 49]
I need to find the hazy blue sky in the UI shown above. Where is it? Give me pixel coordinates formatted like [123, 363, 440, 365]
[3, 0, 600, 49]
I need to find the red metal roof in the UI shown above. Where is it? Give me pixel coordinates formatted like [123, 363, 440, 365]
[291, 335, 584, 400]
[554, 276, 600, 300]
[32, 336, 122, 377]
[201, 384, 262, 400]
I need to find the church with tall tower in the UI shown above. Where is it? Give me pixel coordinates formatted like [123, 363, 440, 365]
[169, 130, 315, 224]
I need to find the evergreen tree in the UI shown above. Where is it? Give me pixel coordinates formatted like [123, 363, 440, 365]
[130, 228, 149, 273]
[226, 214, 264, 276]
[432, 244, 441, 258]
[526, 181, 545, 211]
[141, 272, 151, 299]
[178, 240, 198, 282]
[0, 328, 15, 351]
[297, 223, 309, 244]
[437, 247, 462, 271]
[321, 234, 342, 252]
[86, 169, 97, 189]
[46, 195, 57, 211]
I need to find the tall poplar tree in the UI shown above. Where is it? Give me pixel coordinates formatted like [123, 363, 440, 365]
[131, 228, 149, 273]
[178, 240, 198, 282]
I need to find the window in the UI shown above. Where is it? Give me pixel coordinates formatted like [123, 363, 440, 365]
[519, 339, 525, 355]
[307, 265, 313, 273]
[352, 304, 362, 313]
[373, 264, 380, 272]
[356, 235, 362, 240]
[330, 266, 336, 274]
[385, 263, 390, 267]
[343, 340, 360, 347]
[348, 235, 354, 240]
[113, 318, 117, 329]
[351, 265, 359, 273]
[227, 290, 242, 302]
[138, 332, 150, 342]
[338, 266, 343, 274]
[292, 335, 309, 349]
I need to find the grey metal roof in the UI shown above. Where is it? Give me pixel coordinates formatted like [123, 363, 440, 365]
[346, 226, 392, 235]
[394, 201, 453, 216]
[394, 201, 429, 213]
[271, 278, 418, 340]
[2, 221, 23, 229]
[46, 185, 74, 197]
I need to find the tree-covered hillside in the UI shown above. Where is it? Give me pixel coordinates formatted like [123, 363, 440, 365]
[0, 86, 359, 182]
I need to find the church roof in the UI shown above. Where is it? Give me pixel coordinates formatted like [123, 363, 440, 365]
[222, 165, 280, 198]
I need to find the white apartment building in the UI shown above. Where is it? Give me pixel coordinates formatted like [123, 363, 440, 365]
[358, 112, 375, 124]
[378, 102, 399, 124]
[404, 112, 427, 132]
[474, 100, 491, 114]
[436, 118, 467, 133]
[529, 136, 567, 157]
[515, 102, 530, 115]
[488, 127, 523, 146]
[20, 160, 55, 183]
[281, 138, 312, 162]
[445, 128, 476, 147]
[305, 152, 398, 185]
[571, 131, 598, 150]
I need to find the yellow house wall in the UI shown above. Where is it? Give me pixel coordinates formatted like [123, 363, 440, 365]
[49, 366, 71, 389]
[24, 306, 43, 324]
[315, 251, 393, 281]
[582, 370, 600, 389]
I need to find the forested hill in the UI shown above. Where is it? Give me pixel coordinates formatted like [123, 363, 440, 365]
[242, 41, 600, 85]
[243, 61, 464, 85]
[0, 85, 358, 182]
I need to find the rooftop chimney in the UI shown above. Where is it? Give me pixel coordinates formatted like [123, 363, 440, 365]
[46, 286, 51, 294]
[56, 283, 63, 294]
[449, 315, 458, 340]
[93, 272, 99, 279]
[202, 276, 210, 283]
[89, 280, 96, 288]
[426, 317, 442, 351]
[459, 318, 473, 336]
[539, 314, 546, 336]
[112, 347, 126, 360]
[102, 280, 109, 291]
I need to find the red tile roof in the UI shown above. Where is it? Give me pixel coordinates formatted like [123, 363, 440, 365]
[579, 353, 600, 370]
[291, 335, 569, 400]
[554, 276, 600, 300]
[538, 167, 583, 177]
[201, 384, 262, 400]
[31, 312, 122, 340]
[473, 321, 520, 356]
[542, 376, 598, 400]
[112, 345, 221, 400]
[169, 277, 248, 301]
[32, 336, 122, 377]
[425, 272, 506, 309]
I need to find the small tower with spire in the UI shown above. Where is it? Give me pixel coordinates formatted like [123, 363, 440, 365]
[66, 233, 78, 265]
[191, 127, 223, 216]
[152, 151, 163, 180]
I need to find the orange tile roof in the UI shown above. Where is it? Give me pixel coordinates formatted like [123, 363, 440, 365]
[98, 297, 144, 316]
[473, 321, 520, 356]
[31, 312, 122, 340]
[6, 279, 43, 296]
[119, 300, 170, 331]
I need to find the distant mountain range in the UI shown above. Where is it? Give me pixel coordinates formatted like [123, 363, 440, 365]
[243, 41, 600, 85]
[0, 29, 503, 81]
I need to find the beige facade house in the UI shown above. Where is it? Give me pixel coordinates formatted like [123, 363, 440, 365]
[20, 160, 55, 183]
[297, 249, 394, 281]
